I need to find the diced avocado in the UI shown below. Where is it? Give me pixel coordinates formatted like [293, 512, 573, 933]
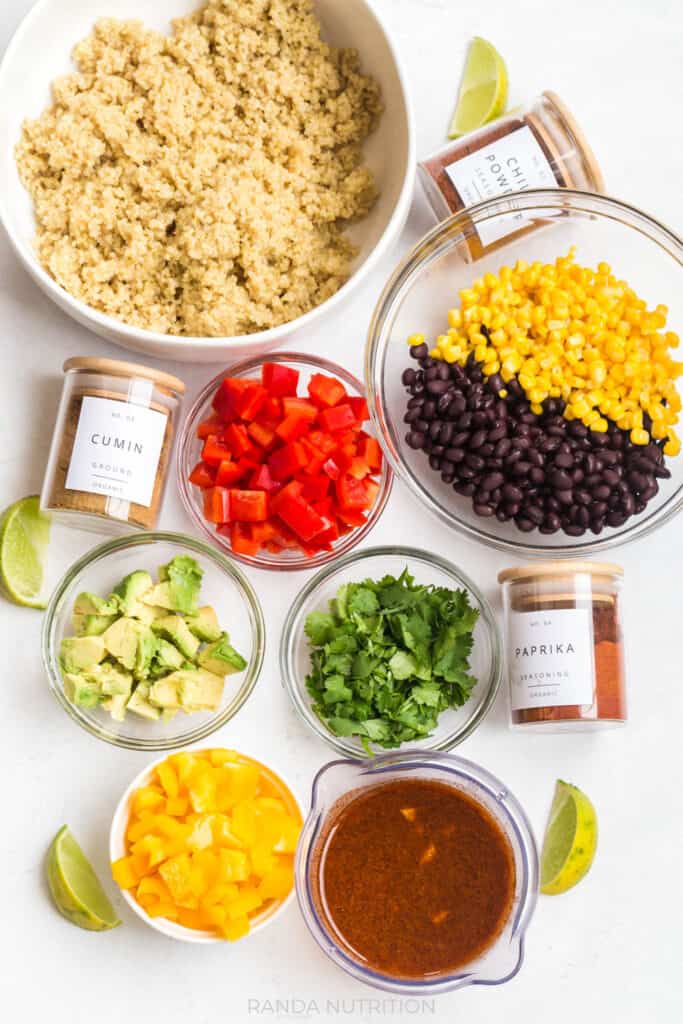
[102, 693, 128, 721]
[73, 591, 120, 618]
[113, 571, 154, 616]
[161, 708, 178, 722]
[156, 555, 203, 615]
[153, 639, 185, 673]
[142, 582, 176, 611]
[149, 676, 181, 709]
[134, 628, 157, 679]
[73, 612, 117, 637]
[86, 661, 133, 698]
[177, 668, 225, 711]
[198, 634, 248, 677]
[151, 615, 200, 660]
[126, 684, 160, 721]
[63, 673, 102, 709]
[59, 635, 107, 674]
[102, 617, 147, 671]
[186, 605, 223, 643]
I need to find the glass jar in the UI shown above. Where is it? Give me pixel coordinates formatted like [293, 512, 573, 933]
[498, 561, 627, 731]
[418, 91, 604, 257]
[41, 357, 185, 533]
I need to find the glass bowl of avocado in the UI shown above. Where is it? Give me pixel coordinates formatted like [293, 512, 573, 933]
[43, 532, 265, 750]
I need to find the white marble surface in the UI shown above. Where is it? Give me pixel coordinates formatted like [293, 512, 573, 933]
[1, 1, 682, 1022]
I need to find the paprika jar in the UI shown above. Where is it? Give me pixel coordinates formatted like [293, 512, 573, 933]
[418, 91, 604, 257]
[498, 561, 627, 731]
[41, 357, 185, 534]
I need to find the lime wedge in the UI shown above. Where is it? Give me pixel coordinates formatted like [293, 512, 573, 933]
[47, 825, 121, 931]
[0, 496, 51, 608]
[448, 37, 508, 139]
[540, 781, 598, 895]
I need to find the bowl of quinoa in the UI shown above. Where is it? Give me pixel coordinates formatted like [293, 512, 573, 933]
[1, 0, 415, 361]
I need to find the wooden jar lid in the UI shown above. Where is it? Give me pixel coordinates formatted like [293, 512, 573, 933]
[542, 91, 605, 193]
[498, 560, 623, 584]
[63, 357, 185, 395]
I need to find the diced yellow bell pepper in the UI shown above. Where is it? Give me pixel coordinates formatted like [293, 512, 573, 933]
[157, 761, 179, 799]
[202, 905, 227, 929]
[258, 864, 294, 901]
[250, 843, 275, 878]
[211, 814, 244, 849]
[111, 856, 139, 890]
[137, 876, 173, 902]
[159, 853, 193, 903]
[186, 816, 214, 851]
[273, 818, 302, 855]
[169, 752, 199, 786]
[222, 915, 251, 941]
[176, 907, 206, 930]
[134, 834, 166, 867]
[218, 848, 249, 883]
[133, 786, 165, 814]
[165, 797, 189, 817]
[210, 749, 240, 766]
[231, 800, 257, 845]
[188, 771, 217, 814]
[226, 888, 263, 921]
[147, 902, 179, 920]
[200, 883, 239, 909]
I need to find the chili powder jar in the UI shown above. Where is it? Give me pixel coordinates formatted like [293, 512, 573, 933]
[41, 357, 185, 533]
[498, 561, 627, 731]
[418, 91, 604, 257]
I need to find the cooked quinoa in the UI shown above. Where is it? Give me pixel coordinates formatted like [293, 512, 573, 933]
[15, 0, 382, 337]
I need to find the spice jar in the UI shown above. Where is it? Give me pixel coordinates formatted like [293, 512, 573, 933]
[418, 91, 604, 256]
[41, 358, 185, 533]
[498, 561, 627, 731]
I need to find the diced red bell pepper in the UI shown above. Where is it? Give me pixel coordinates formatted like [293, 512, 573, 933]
[247, 421, 277, 450]
[319, 404, 357, 433]
[222, 423, 259, 460]
[274, 490, 326, 542]
[282, 397, 318, 422]
[311, 505, 339, 546]
[249, 464, 279, 493]
[215, 459, 247, 486]
[357, 435, 383, 472]
[308, 430, 337, 456]
[197, 415, 223, 440]
[322, 457, 341, 480]
[299, 438, 326, 475]
[260, 395, 283, 422]
[268, 442, 308, 481]
[229, 489, 268, 523]
[189, 461, 216, 488]
[235, 383, 268, 421]
[348, 395, 370, 424]
[336, 507, 368, 528]
[308, 373, 347, 408]
[202, 435, 233, 466]
[336, 473, 378, 512]
[225, 522, 260, 557]
[212, 377, 255, 422]
[203, 486, 231, 524]
[275, 414, 311, 443]
[262, 363, 300, 397]
[338, 454, 370, 480]
[299, 475, 330, 503]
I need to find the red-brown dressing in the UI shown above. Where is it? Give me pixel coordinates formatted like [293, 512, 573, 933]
[313, 779, 516, 979]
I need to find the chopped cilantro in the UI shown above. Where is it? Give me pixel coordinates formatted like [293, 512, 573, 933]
[304, 569, 479, 750]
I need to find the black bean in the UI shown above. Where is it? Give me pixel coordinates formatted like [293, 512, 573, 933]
[407, 395, 425, 409]
[550, 469, 573, 489]
[564, 524, 586, 537]
[654, 465, 672, 479]
[576, 506, 590, 527]
[402, 368, 417, 386]
[458, 466, 476, 480]
[546, 424, 567, 437]
[590, 517, 605, 535]
[409, 342, 428, 359]
[529, 467, 545, 485]
[627, 471, 648, 492]
[454, 482, 476, 497]
[641, 481, 658, 502]
[406, 431, 425, 449]
[494, 438, 512, 458]
[607, 510, 628, 528]
[502, 483, 523, 503]
[487, 373, 504, 395]
[574, 489, 591, 506]
[457, 412, 473, 430]
[488, 424, 507, 443]
[404, 407, 422, 424]
[424, 365, 439, 381]
[482, 472, 504, 491]
[591, 484, 612, 501]
[554, 452, 573, 469]
[546, 496, 561, 513]
[429, 420, 442, 440]
[504, 503, 520, 517]
[496, 508, 511, 522]
[436, 362, 451, 381]
[556, 489, 574, 505]
[569, 422, 588, 439]
[516, 517, 535, 532]
[621, 493, 635, 515]
[525, 506, 544, 525]
[465, 453, 486, 471]
[602, 469, 621, 486]
[471, 411, 488, 428]
[505, 450, 523, 467]
[426, 379, 450, 395]
[589, 501, 608, 517]
[448, 396, 466, 419]
[528, 449, 544, 468]
[511, 461, 532, 477]
[468, 429, 486, 449]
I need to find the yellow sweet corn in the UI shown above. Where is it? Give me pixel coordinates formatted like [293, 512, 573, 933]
[408, 249, 681, 449]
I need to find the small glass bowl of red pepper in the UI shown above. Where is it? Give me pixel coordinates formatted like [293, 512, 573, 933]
[178, 353, 393, 570]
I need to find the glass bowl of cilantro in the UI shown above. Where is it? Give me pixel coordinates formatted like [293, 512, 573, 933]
[279, 546, 502, 755]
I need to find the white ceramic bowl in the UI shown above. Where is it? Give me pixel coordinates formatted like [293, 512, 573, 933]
[0, 0, 415, 363]
[109, 749, 304, 943]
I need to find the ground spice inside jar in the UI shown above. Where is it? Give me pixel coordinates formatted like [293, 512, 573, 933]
[498, 562, 627, 730]
[41, 358, 184, 532]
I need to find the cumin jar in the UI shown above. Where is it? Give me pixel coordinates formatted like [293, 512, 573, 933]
[418, 92, 604, 257]
[498, 562, 627, 731]
[41, 358, 185, 533]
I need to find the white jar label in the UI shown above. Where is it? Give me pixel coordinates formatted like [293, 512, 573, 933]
[507, 608, 594, 710]
[444, 125, 557, 246]
[65, 396, 167, 508]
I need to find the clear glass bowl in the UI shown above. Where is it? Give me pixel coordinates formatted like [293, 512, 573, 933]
[279, 546, 502, 756]
[42, 532, 265, 751]
[366, 189, 683, 556]
[178, 352, 393, 571]
[295, 750, 539, 994]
